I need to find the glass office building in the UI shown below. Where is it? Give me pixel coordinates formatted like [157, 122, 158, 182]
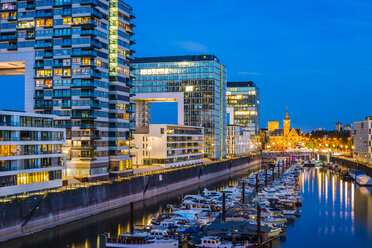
[0, 0, 135, 180]
[227, 81, 260, 136]
[132, 55, 227, 160]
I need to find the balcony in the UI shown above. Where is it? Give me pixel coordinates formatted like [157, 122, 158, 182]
[34, 94, 44, 99]
[0, 35, 17, 41]
[7, 44, 17, 50]
[71, 80, 97, 88]
[53, 0, 72, 7]
[25, 33, 35, 39]
[71, 20, 97, 27]
[130, 38, 136, 45]
[35, 43, 53, 49]
[130, 10, 135, 19]
[72, 114, 97, 119]
[79, 0, 98, 5]
[71, 50, 97, 57]
[71, 145, 97, 150]
[80, 29, 95, 36]
[91, 71, 101, 79]
[34, 63, 44, 69]
[61, 103, 71, 108]
[7, 15, 17, 21]
[79, 92, 96, 98]
[53, 93, 71, 98]
[91, 40, 102, 49]
[34, 103, 52, 108]
[26, 4, 36, 9]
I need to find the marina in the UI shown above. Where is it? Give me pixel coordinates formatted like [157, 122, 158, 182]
[1, 160, 372, 247]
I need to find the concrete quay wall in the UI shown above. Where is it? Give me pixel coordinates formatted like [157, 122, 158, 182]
[320, 155, 372, 177]
[0, 154, 261, 242]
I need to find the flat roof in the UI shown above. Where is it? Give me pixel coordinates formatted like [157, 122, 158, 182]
[150, 124, 204, 129]
[227, 81, 256, 88]
[134, 55, 219, 63]
[0, 110, 57, 118]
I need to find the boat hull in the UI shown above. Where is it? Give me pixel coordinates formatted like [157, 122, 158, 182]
[106, 240, 179, 248]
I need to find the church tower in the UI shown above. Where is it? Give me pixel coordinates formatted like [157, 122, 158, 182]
[283, 107, 290, 136]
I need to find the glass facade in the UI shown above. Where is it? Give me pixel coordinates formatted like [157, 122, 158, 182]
[227, 81, 260, 136]
[133, 55, 227, 160]
[0, 0, 135, 179]
[0, 111, 65, 195]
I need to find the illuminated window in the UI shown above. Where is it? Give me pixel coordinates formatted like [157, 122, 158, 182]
[54, 69, 62, 76]
[17, 21, 35, 29]
[63, 69, 71, 77]
[36, 70, 53, 77]
[63, 17, 72, 25]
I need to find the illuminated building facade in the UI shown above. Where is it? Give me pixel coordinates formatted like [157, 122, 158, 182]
[132, 55, 227, 160]
[0, 0, 135, 180]
[132, 124, 204, 168]
[0, 111, 65, 196]
[268, 121, 279, 132]
[226, 125, 251, 157]
[267, 108, 302, 151]
[227, 81, 259, 136]
[353, 117, 372, 163]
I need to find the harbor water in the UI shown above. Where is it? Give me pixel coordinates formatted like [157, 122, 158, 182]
[1, 167, 372, 247]
[274, 168, 372, 248]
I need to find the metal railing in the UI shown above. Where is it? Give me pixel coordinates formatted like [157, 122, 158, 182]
[0, 153, 261, 202]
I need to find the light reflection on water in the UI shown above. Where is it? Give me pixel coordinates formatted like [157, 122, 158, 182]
[0, 169, 257, 248]
[2, 167, 372, 248]
[276, 168, 372, 248]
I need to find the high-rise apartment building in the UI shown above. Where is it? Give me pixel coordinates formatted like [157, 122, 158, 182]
[227, 81, 259, 136]
[132, 55, 227, 160]
[0, 0, 135, 180]
[0, 111, 65, 196]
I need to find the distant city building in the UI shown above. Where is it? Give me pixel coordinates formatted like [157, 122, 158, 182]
[132, 124, 204, 168]
[226, 81, 260, 136]
[226, 125, 251, 157]
[344, 124, 352, 132]
[0, 111, 65, 197]
[132, 55, 227, 160]
[335, 122, 343, 132]
[314, 127, 325, 132]
[353, 117, 372, 163]
[0, 0, 136, 180]
[268, 121, 279, 132]
[266, 108, 302, 151]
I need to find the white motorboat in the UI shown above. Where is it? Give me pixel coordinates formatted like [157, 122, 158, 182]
[105, 234, 179, 248]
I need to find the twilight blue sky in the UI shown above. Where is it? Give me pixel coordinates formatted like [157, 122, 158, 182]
[1, 0, 371, 132]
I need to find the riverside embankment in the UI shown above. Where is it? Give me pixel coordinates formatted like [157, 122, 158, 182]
[320, 155, 372, 176]
[0, 154, 261, 242]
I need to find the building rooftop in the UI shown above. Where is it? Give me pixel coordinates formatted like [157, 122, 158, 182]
[134, 55, 219, 63]
[227, 81, 256, 88]
[0, 110, 57, 118]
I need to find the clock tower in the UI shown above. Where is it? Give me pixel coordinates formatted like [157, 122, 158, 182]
[284, 107, 290, 136]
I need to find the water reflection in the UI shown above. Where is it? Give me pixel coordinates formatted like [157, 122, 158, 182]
[276, 168, 372, 248]
[0, 169, 257, 248]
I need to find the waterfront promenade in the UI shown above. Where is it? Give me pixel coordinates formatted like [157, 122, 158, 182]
[0, 154, 261, 242]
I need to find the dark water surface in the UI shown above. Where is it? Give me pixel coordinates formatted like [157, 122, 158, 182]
[2, 167, 372, 248]
[0, 169, 258, 248]
[274, 168, 372, 248]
